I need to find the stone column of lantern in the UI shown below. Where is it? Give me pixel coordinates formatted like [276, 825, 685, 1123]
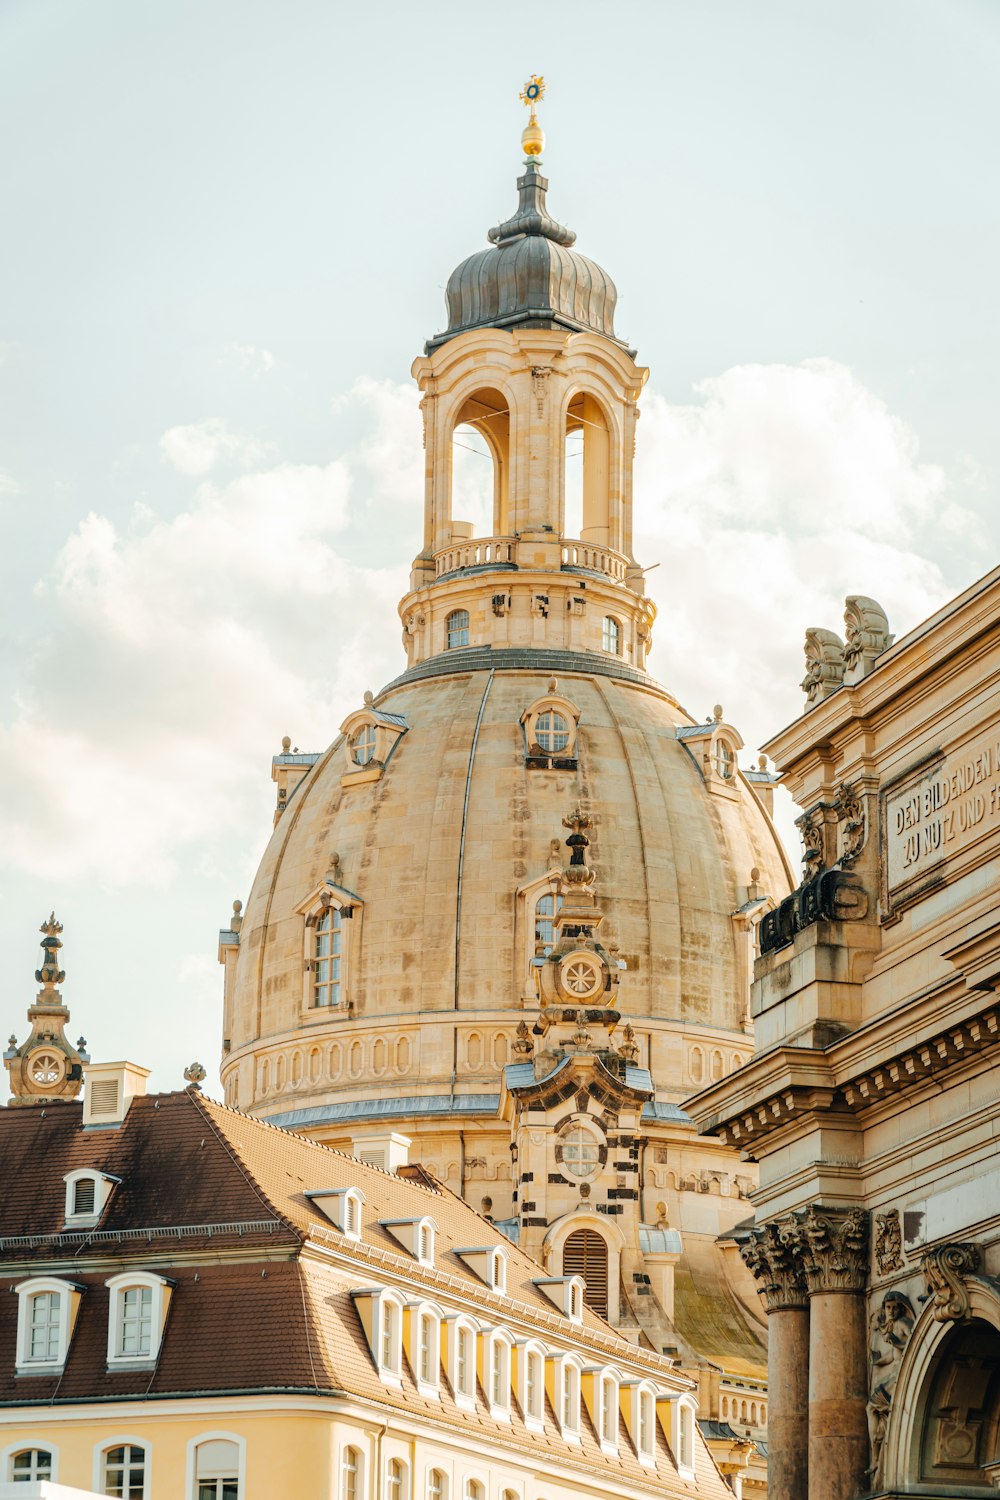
[741, 1221, 810, 1500]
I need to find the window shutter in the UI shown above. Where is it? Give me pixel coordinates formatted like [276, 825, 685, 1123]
[562, 1230, 609, 1317]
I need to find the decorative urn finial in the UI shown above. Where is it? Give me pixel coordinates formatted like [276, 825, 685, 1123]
[184, 1061, 207, 1090]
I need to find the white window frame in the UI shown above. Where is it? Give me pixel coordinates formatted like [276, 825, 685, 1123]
[95, 1435, 150, 1498]
[446, 609, 471, 650]
[106, 1272, 171, 1368]
[3, 1442, 58, 1484]
[464, 1480, 485, 1500]
[374, 1289, 404, 1387]
[597, 1369, 620, 1455]
[417, 1218, 436, 1266]
[385, 1456, 409, 1500]
[341, 1444, 364, 1500]
[426, 1468, 449, 1500]
[414, 1303, 442, 1398]
[14, 1277, 81, 1374]
[483, 1328, 513, 1422]
[381, 1215, 439, 1263]
[446, 1315, 478, 1412]
[185, 1431, 246, 1500]
[63, 1168, 117, 1226]
[490, 1248, 507, 1293]
[670, 1395, 697, 1481]
[602, 615, 621, 654]
[557, 1354, 583, 1442]
[307, 1186, 365, 1240]
[517, 1340, 546, 1433]
[631, 1382, 658, 1468]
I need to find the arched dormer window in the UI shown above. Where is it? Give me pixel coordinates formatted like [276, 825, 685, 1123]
[482, 1328, 513, 1420]
[299, 882, 362, 1019]
[14, 1278, 84, 1374]
[557, 1354, 583, 1441]
[596, 1368, 621, 1453]
[516, 1340, 546, 1432]
[105, 1272, 172, 1367]
[414, 1304, 442, 1396]
[631, 1382, 658, 1467]
[602, 615, 621, 655]
[671, 1395, 697, 1480]
[63, 1168, 117, 1225]
[446, 609, 470, 650]
[675, 710, 744, 800]
[445, 1315, 478, 1410]
[340, 696, 407, 788]
[520, 683, 580, 767]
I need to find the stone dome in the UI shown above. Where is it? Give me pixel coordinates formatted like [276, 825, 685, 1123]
[222, 651, 792, 1131]
[426, 164, 628, 353]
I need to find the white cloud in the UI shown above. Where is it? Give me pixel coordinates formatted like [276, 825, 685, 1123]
[633, 359, 980, 753]
[0, 362, 985, 889]
[160, 418, 272, 477]
[0, 471, 20, 495]
[226, 343, 275, 377]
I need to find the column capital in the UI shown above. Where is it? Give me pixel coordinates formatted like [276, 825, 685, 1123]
[740, 1218, 809, 1311]
[791, 1204, 870, 1295]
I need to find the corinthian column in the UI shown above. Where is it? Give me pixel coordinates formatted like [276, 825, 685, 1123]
[795, 1206, 870, 1500]
[740, 1221, 809, 1500]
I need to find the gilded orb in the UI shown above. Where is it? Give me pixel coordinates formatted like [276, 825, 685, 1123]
[521, 121, 544, 158]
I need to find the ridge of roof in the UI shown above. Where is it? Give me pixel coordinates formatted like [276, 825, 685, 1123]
[197, 1093, 447, 1199]
[186, 1088, 303, 1242]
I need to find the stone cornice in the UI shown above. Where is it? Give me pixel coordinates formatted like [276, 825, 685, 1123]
[687, 995, 1000, 1153]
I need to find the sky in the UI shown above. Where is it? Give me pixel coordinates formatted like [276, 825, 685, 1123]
[1, 0, 999, 1097]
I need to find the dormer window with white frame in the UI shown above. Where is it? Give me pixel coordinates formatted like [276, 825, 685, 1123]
[595, 1368, 621, 1455]
[351, 1287, 404, 1388]
[626, 1381, 658, 1468]
[306, 1186, 365, 1240]
[106, 1271, 172, 1367]
[481, 1328, 513, 1421]
[14, 1277, 83, 1374]
[63, 1168, 117, 1226]
[516, 1340, 546, 1433]
[444, 1315, 478, 1411]
[675, 711, 744, 800]
[553, 1353, 582, 1442]
[533, 1275, 585, 1324]
[381, 1215, 438, 1265]
[454, 1245, 507, 1292]
[667, 1394, 697, 1481]
[412, 1303, 442, 1398]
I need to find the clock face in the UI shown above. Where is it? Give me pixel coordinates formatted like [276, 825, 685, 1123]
[27, 1050, 65, 1088]
[559, 951, 605, 1002]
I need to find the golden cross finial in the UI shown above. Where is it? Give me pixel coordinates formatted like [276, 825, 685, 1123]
[519, 75, 546, 159]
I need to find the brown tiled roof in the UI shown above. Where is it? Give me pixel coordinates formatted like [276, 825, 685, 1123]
[0, 1090, 729, 1493]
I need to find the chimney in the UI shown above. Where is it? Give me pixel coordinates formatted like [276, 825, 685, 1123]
[82, 1061, 150, 1128]
[351, 1131, 411, 1172]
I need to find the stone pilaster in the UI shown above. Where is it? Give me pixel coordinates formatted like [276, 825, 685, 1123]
[740, 1221, 809, 1500]
[790, 1206, 870, 1500]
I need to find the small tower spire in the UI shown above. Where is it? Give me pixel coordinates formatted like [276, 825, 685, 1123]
[4, 915, 88, 1107]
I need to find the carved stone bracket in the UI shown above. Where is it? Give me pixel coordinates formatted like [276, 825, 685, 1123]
[920, 1242, 981, 1321]
[793, 1205, 870, 1295]
[739, 1218, 809, 1311]
[836, 781, 868, 868]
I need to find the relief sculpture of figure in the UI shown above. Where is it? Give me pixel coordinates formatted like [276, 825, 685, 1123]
[868, 1291, 915, 1486]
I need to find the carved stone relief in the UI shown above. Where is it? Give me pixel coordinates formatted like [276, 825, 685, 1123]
[868, 1290, 915, 1488]
[921, 1242, 982, 1321]
[874, 1209, 903, 1276]
[802, 627, 845, 705]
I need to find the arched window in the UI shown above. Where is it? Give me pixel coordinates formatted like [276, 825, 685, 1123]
[455, 1322, 475, 1403]
[465, 1482, 484, 1500]
[534, 893, 563, 953]
[524, 1346, 544, 1425]
[677, 1401, 695, 1475]
[535, 710, 570, 754]
[564, 393, 611, 546]
[447, 610, 470, 650]
[714, 738, 734, 780]
[599, 1372, 619, 1449]
[562, 1227, 609, 1317]
[194, 1438, 241, 1500]
[417, 1310, 438, 1389]
[102, 1443, 147, 1498]
[602, 616, 621, 655]
[313, 907, 342, 1007]
[636, 1386, 656, 1463]
[351, 724, 378, 766]
[342, 1447, 362, 1500]
[386, 1459, 408, 1500]
[427, 1470, 447, 1500]
[488, 1335, 510, 1414]
[450, 387, 510, 539]
[561, 1359, 581, 1437]
[379, 1295, 402, 1377]
[9, 1450, 53, 1483]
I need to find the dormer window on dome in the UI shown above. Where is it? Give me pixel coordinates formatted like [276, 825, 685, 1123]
[675, 707, 745, 800]
[520, 683, 580, 767]
[339, 694, 407, 789]
[299, 874, 362, 1019]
